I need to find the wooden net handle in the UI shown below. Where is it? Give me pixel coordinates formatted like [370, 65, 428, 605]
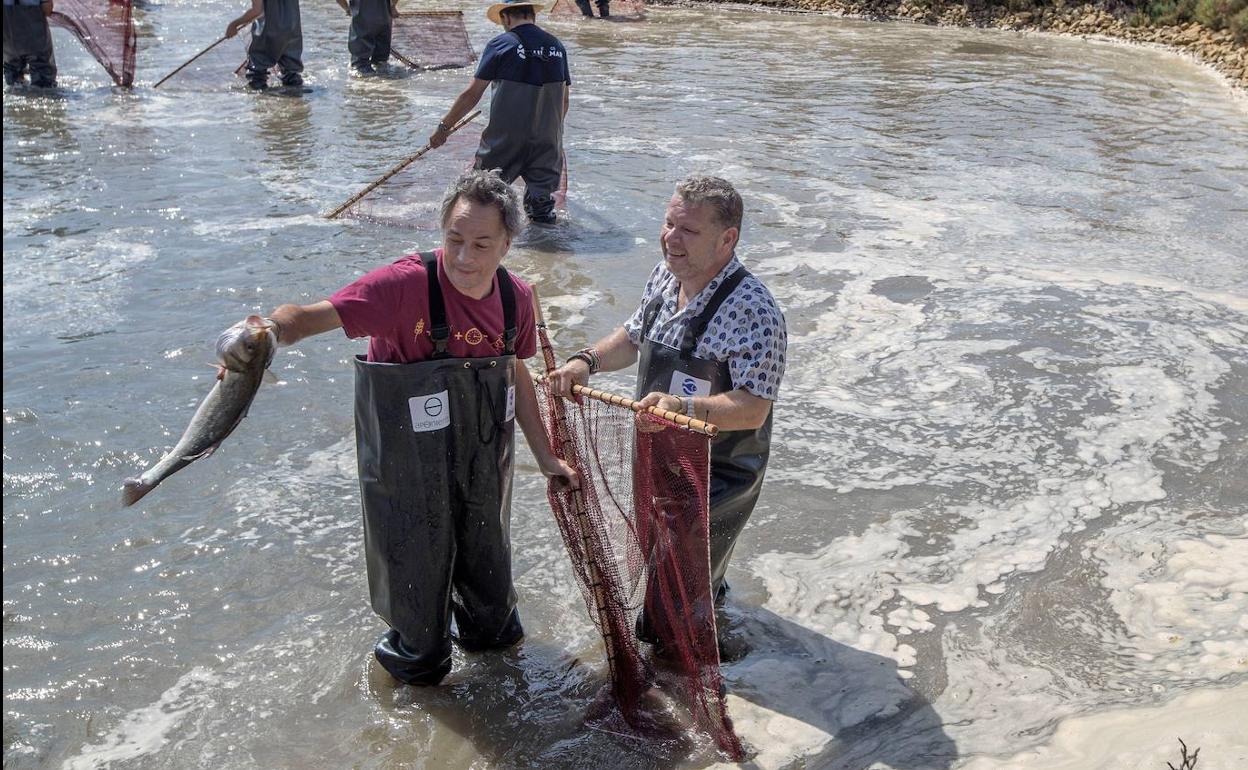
[324, 110, 480, 220]
[531, 373, 719, 437]
[153, 33, 230, 89]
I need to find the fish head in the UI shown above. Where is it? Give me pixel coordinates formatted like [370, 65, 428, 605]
[216, 315, 278, 372]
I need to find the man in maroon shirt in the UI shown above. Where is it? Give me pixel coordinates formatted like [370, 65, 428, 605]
[222, 170, 576, 685]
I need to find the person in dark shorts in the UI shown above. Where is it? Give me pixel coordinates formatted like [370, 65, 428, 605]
[427, 0, 570, 225]
[227, 0, 303, 90]
[2, 0, 56, 88]
[335, 0, 395, 75]
[574, 0, 609, 19]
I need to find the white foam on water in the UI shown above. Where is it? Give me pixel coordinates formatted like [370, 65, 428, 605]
[1090, 513, 1248, 680]
[62, 667, 222, 770]
[190, 213, 335, 237]
[1019, 265, 1248, 313]
[714, 692, 835, 770]
[540, 290, 607, 334]
[956, 684, 1248, 770]
[735, 244, 1242, 762]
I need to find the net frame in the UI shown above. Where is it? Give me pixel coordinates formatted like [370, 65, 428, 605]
[390, 10, 476, 70]
[150, 33, 250, 90]
[47, 0, 136, 86]
[337, 126, 570, 229]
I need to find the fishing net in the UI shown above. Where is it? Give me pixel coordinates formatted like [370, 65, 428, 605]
[339, 125, 568, 228]
[547, 0, 646, 20]
[534, 328, 743, 760]
[48, 0, 136, 86]
[152, 34, 249, 90]
[339, 126, 482, 229]
[391, 10, 475, 70]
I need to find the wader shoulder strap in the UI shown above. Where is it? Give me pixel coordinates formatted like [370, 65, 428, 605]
[640, 294, 664, 341]
[680, 266, 749, 359]
[421, 251, 451, 359]
[495, 266, 517, 355]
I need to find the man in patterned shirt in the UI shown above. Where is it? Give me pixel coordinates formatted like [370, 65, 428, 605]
[548, 174, 787, 650]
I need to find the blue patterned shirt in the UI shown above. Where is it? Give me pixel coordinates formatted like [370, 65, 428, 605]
[624, 256, 787, 401]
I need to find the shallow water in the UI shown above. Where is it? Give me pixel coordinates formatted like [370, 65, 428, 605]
[3, 2, 1247, 768]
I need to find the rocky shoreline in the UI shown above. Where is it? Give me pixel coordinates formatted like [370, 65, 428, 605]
[665, 0, 1248, 90]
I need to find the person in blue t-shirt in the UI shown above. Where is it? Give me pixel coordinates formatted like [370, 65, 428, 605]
[427, 0, 570, 225]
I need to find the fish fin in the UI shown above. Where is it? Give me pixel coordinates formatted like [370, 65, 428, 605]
[183, 445, 218, 461]
[122, 478, 157, 507]
[263, 369, 279, 385]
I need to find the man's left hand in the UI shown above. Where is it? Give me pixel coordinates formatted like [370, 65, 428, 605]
[538, 455, 580, 490]
[637, 391, 682, 415]
[636, 391, 683, 432]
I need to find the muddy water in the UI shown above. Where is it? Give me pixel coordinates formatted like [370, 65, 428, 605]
[4, 1, 1247, 768]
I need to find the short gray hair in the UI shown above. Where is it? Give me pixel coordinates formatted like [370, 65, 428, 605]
[675, 174, 743, 232]
[440, 169, 525, 238]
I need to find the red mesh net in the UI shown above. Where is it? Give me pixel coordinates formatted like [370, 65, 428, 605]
[535, 327, 743, 760]
[339, 126, 482, 228]
[547, 0, 646, 20]
[151, 34, 248, 90]
[338, 124, 568, 228]
[391, 10, 475, 70]
[47, 0, 136, 86]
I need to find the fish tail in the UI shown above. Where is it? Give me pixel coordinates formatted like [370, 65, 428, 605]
[122, 477, 157, 507]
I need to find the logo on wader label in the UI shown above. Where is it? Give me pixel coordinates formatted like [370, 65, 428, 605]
[409, 390, 451, 432]
[669, 371, 712, 398]
[505, 385, 516, 422]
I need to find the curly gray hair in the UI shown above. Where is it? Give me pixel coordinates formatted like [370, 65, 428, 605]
[440, 169, 525, 238]
[675, 174, 743, 233]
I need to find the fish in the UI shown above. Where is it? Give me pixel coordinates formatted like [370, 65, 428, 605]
[122, 315, 277, 507]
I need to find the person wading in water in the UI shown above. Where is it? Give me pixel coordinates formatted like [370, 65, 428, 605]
[218, 170, 577, 685]
[548, 175, 788, 660]
[428, 0, 570, 225]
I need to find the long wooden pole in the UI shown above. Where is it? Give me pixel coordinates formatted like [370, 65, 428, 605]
[153, 34, 231, 89]
[530, 374, 719, 437]
[324, 110, 481, 220]
[390, 49, 420, 69]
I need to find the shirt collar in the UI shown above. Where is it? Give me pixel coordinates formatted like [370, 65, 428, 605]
[671, 254, 743, 317]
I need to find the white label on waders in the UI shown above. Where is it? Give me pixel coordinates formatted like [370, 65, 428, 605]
[409, 390, 451, 433]
[669, 371, 712, 399]
[505, 385, 516, 422]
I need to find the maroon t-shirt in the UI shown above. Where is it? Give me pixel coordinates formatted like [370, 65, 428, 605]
[329, 249, 537, 364]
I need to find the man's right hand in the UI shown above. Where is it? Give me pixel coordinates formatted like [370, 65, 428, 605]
[427, 125, 449, 149]
[547, 359, 591, 401]
[225, 20, 243, 38]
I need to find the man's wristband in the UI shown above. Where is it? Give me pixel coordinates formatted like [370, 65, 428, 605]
[683, 396, 696, 418]
[567, 348, 599, 374]
[436, 120, 451, 132]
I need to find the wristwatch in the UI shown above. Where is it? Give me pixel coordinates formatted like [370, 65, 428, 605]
[436, 120, 451, 132]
